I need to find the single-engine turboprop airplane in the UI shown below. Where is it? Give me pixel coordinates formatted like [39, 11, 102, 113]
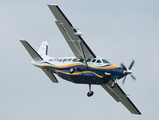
[20, 4, 141, 115]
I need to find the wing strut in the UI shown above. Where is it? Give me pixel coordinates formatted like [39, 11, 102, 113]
[79, 40, 88, 67]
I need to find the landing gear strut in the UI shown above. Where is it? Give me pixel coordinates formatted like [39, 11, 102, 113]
[87, 84, 94, 97]
[111, 79, 117, 88]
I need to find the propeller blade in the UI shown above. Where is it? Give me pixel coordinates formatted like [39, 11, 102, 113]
[129, 60, 135, 70]
[121, 60, 136, 85]
[122, 77, 127, 85]
[130, 74, 136, 80]
[121, 63, 127, 70]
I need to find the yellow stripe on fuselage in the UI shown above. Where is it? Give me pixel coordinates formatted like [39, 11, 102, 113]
[41, 63, 120, 79]
[41, 63, 85, 69]
[55, 70, 103, 78]
[89, 65, 121, 69]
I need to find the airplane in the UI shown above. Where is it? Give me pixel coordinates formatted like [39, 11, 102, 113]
[20, 4, 141, 115]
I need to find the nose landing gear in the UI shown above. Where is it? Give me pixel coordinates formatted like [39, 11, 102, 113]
[87, 84, 94, 97]
[110, 79, 117, 88]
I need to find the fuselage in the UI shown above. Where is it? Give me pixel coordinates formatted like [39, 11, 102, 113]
[32, 56, 125, 85]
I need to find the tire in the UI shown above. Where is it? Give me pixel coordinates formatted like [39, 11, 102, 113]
[87, 91, 94, 97]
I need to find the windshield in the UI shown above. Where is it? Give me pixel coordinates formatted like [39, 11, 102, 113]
[102, 59, 110, 64]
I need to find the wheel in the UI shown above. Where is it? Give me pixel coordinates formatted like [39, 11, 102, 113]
[87, 91, 94, 97]
[111, 82, 117, 88]
[69, 68, 75, 73]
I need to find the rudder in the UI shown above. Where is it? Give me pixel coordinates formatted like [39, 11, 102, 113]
[38, 41, 48, 57]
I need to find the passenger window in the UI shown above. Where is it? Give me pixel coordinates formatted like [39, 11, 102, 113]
[96, 59, 101, 63]
[91, 59, 96, 62]
[86, 59, 91, 62]
[79, 59, 84, 62]
[58, 59, 62, 62]
[72, 58, 77, 62]
[67, 58, 72, 62]
[62, 59, 67, 62]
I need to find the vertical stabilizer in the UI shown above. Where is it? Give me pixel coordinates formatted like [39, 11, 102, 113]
[38, 41, 49, 57]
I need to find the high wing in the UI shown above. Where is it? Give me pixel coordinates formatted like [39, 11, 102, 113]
[101, 80, 141, 115]
[48, 4, 96, 60]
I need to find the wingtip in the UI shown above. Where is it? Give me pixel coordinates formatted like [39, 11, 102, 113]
[47, 4, 58, 7]
[132, 110, 141, 115]
[134, 112, 142, 115]
[20, 39, 26, 42]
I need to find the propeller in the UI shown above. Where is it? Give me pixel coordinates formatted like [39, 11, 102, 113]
[121, 60, 136, 85]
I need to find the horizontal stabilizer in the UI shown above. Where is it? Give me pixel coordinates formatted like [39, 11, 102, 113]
[20, 40, 43, 61]
[42, 69, 59, 83]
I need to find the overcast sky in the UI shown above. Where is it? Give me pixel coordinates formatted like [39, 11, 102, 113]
[0, 0, 159, 120]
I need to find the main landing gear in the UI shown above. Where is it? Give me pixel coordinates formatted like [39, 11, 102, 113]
[69, 68, 94, 97]
[87, 84, 94, 97]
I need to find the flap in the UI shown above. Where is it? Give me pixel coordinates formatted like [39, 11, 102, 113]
[48, 4, 96, 59]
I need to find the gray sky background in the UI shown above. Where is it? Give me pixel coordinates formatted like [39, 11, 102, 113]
[0, 0, 159, 119]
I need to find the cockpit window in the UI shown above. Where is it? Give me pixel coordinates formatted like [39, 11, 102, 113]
[62, 59, 67, 62]
[91, 59, 96, 62]
[102, 59, 110, 63]
[67, 58, 72, 62]
[58, 59, 62, 62]
[96, 59, 101, 63]
[72, 58, 77, 62]
[86, 59, 91, 62]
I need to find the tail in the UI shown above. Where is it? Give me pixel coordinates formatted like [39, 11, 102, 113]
[38, 41, 49, 57]
[20, 40, 49, 61]
[20, 40, 59, 83]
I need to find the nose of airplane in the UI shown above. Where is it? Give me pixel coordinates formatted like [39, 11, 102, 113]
[124, 69, 132, 75]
